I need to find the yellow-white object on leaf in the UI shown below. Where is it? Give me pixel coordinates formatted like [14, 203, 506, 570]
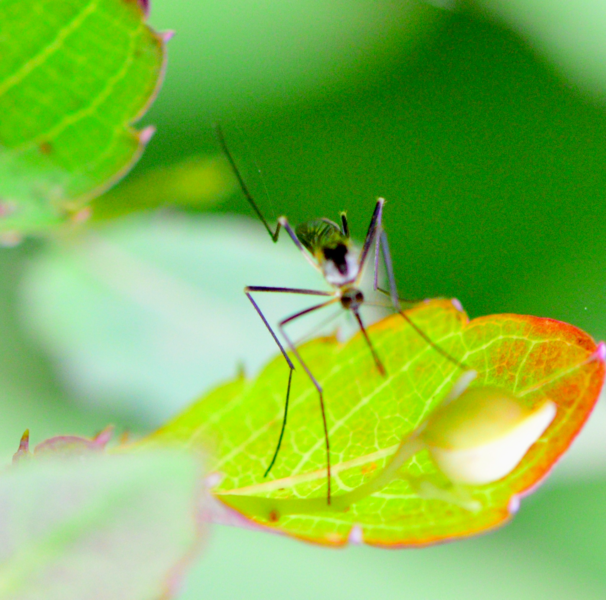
[423, 387, 556, 485]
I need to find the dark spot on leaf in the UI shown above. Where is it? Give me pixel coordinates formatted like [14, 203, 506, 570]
[39, 141, 52, 155]
[268, 510, 280, 523]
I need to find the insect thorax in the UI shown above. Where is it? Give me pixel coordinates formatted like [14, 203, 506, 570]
[295, 219, 359, 286]
[340, 286, 364, 310]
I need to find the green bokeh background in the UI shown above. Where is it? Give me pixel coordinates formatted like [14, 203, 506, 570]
[2, 1, 606, 597]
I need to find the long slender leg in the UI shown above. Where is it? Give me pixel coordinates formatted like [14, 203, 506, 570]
[357, 198, 385, 270]
[352, 310, 386, 376]
[377, 231, 401, 311]
[373, 220, 383, 291]
[245, 286, 335, 478]
[339, 198, 388, 376]
[246, 285, 332, 297]
[377, 230, 468, 370]
[278, 298, 340, 503]
[373, 231, 423, 303]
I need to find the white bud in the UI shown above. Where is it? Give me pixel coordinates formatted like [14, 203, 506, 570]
[423, 387, 556, 485]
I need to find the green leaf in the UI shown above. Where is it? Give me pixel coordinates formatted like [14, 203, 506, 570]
[0, 449, 201, 600]
[0, 0, 165, 234]
[146, 300, 605, 546]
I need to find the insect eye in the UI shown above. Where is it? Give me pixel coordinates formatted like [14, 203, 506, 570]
[355, 291, 364, 303]
[323, 243, 347, 262]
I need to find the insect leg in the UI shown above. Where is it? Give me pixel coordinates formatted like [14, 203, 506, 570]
[357, 197, 385, 270]
[350, 197, 389, 377]
[352, 310, 386, 376]
[245, 286, 334, 477]
[377, 230, 468, 370]
[278, 298, 341, 504]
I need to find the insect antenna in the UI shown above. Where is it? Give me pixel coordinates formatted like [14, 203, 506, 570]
[215, 124, 280, 242]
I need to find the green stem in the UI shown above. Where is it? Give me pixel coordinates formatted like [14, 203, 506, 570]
[217, 434, 425, 520]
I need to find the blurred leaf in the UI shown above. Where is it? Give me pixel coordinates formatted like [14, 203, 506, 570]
[147, 300, 604, 546]
[147, 0, 439, 123]
[0, 450, 202, 600]
[90, 155, 236, 221]
[19, 213, 341, 424]
[0, 0, 166, 234]
[12, 427, 113, 464]
[473, 0, 606, 98]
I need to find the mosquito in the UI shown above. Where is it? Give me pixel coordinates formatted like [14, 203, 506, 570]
[216, 125, 466, 504]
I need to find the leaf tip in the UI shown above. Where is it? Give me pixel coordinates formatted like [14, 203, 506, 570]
[13, 429, 31, 464]
[93, 425, 115, 447]
[205, 472, 223, 489]
[139, 125, 157, 145]
[348, 524, 363, 545]
[451, 298, 464, 312]
[69, 206, 93, 225]
[161, 30, 176, 43]
[508, 494, 521, 515]
[136, 0, 149, 16]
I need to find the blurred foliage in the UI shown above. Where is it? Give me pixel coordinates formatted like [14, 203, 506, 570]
[142, 3, 606, 345]
[1, 0, 606, 598]
[0, 0, 165, 233]
[0, 451, 200, 600]
[183, 479, 606, 600]
[90, 155, 237, 221]
[473, 0, 606, 98]
[19, 214, 329, 424]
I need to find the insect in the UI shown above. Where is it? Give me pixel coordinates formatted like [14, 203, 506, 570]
[216, 125, 466, 504]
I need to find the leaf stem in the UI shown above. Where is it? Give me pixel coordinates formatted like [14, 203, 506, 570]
[217, 434, 425, 519]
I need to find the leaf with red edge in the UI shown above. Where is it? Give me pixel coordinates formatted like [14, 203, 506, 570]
[12, 426, 114, 464]
[146, 299, 605, 547]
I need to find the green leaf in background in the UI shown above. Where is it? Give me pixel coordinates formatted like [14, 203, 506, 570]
[19, 213, 366, 425]
[147, 300, 604, 546]
[0, 449, 202, 600]
[0, 0, 166, 234]
[475, 0, 606, 99]
[89, 154, 237, 221]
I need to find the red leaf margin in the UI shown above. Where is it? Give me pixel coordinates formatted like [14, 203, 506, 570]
[214, 307, 606, 547]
